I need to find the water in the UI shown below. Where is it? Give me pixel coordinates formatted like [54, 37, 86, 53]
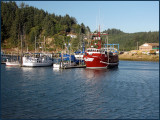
[1, 61, 159, 119]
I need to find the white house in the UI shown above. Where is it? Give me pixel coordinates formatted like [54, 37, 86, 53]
[67, 34, 77, 38]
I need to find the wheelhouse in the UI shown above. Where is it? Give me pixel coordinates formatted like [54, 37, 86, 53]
[86, 48, 100, 53]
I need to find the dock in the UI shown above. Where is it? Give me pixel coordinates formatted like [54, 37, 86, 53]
[62, 65, 86, 69]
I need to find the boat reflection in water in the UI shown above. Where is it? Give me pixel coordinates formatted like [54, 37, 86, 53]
[83, 67, 119, 83]
[21, 66, 47, 78]
[21, 67, 34, 72]
[53, 67, 63, 72]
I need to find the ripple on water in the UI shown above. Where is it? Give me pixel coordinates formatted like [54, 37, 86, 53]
[1, 61, 159, 119]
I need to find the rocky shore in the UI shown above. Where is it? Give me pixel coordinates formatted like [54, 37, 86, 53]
[119, 54, 159, 62]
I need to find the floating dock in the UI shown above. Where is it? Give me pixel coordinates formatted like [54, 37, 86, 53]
[62, 65, 86, 69]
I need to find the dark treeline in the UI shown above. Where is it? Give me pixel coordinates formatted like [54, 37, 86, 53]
[1, 1, 159, 52]
[1, 1, 90, 52]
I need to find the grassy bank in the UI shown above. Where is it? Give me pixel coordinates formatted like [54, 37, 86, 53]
[119, 54, 159, 62]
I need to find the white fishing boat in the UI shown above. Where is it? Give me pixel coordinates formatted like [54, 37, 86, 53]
[53, 58, 61, 69]
[74, 40, 85, 65]
[53, 63, 61, 69]
[53, 57, 76, 69]
[22, 53, 53, 67]
[6, 59, 20, 66]
[74, 53, 84, 60]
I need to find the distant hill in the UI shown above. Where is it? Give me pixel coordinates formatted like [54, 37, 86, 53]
[102, 29, 159, 51]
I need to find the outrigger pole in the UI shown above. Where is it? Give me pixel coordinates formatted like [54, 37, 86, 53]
[90, 25, 108, 49]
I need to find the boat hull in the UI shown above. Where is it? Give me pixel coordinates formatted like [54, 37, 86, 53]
[22, 62, 53, 67]
[22, 57, 53, 67]
[6, 62, 20, 66]
[53, 64, 60, 68]
[84, 53, 119, 69]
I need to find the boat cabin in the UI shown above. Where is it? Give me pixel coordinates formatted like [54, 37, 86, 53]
[86, 47, 118, 56]
[86, 48, 101, 53]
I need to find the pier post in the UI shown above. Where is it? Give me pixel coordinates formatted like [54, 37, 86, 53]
[20, 35, 23, 67]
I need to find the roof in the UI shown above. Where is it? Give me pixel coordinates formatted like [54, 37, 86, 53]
[74, 51, 85, 54]
[141, 43, 159, 47]
[147, 43, 159, 46]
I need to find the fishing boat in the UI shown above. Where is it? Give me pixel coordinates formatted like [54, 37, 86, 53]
[53, 53, 76, 69]
[22, 35, 53, 67]
[74, 51, 84, 64]
[83, 26, 119, 69]
[6, 59, 20, 66]
[53, 57, 61, 69]
[22, 53, 53, 67]
[74, 36, 85, 65]
[61, 54, 76, 62]
[53, 63, 60, 69]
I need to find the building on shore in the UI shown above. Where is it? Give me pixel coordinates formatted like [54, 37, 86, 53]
[139, 43, 159, 54]
[67, 34, 77, 38]
[139, 43, 159, 51]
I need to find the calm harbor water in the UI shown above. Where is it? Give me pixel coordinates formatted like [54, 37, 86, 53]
[1, 61, 159, 119]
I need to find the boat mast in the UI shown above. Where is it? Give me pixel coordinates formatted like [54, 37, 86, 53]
[99, 25, 101, 49]
[44, 36, 46, 53]
[107, 35, 109, 63]
[35, 36, 36, 53]
[97, 25, 102, 49]
[20, 35, 23, 66]
[69, 43, 71, 65]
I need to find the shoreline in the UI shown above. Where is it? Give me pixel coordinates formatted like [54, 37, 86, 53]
[1, 49, 159, 62]
[119, 54, 159, 62]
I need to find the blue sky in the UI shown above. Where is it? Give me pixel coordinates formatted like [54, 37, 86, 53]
[16, 1, 159, 33]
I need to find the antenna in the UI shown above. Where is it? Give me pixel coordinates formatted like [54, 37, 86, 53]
[96, 16, 98, 32]
[99, 8, 100, 27]
[102, 16, 104, 32]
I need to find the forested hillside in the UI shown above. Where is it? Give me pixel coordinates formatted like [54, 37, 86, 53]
[1, 1, 159, 52]
[1, 1, 90, 52]
[103, 29, 159, 51]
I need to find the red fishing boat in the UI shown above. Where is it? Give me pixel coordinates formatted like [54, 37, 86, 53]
[83, 26, 119, 69]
